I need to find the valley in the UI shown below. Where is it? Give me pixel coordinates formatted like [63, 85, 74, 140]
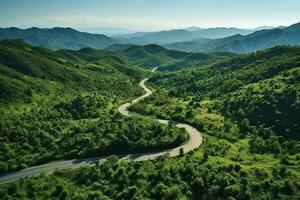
[0, 39, 299, 199]
[0, 3, 300, 197]
[0, 67, 202, 184]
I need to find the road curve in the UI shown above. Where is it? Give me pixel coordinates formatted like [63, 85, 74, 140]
[0, 67, 202, 185]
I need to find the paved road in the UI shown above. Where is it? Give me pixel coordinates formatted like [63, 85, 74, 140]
[0, 67, 203, 185]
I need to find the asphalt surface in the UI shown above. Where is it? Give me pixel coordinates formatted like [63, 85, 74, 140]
[0, 67, 203, 185]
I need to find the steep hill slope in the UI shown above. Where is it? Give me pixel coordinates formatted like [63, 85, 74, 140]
[0, 40, 186, 174]
[0, 41, 299, 200]
[0, 39, 143, 102]
[0, 27, 118, 50]
[145, 46, 300, 139]
[126, 45, 300, 199]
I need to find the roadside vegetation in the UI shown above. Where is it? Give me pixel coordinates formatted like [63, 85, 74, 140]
[0, 41, 299, 199]
[0, 40, 187, 174]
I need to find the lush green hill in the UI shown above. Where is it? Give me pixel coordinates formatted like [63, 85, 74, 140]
[0, 41, 299, 199]
[110, 44, 236, 70]
[144, 45, 300, 139]
[125, 45, 300, 199]
[0, 27, 118, 50]
[105, 43, 133, 52]
[0, 40, 187, 174]
[166, 22, 300, 53]
[0, 39, 142, 102]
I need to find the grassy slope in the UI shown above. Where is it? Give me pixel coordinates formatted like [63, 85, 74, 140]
[166, 22, 300, 53]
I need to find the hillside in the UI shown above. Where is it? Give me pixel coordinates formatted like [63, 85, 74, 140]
[127, 45, 300, 199]
[109, 43, 236, 70]
[0, 40, 186, 174]
[1, 0, 300, 199]
[166, 22, 300, 53]
[0, 27, 118, 50]
[138, 45, 300, 139]
[0, 39, 142, 102]
[1, 45, 299, 199]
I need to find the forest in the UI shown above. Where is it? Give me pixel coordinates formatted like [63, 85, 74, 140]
[147, 46, 300, 139]
[0, 41, 299, 199]
[129, 45, 300, 198]
[0, 40, 187, 174]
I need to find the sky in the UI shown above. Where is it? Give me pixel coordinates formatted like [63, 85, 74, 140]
[1, 0, 300, 31]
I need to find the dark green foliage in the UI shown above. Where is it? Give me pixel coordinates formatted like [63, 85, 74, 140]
[126, 44, 300, 199]
[108, 43, 235, 70]
[0, 39, 146, 103]
[148, 46, 300, 139]
[0, 39, 299, 200]
[222, 74, 300, 139]
[0, 154, 298, 199]
[0, 40, 187, 174]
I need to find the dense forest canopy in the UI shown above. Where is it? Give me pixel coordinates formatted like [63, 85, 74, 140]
[0, 40, 299, 199]
[0, 40, 187, 174]
[148, 46, 300, 139]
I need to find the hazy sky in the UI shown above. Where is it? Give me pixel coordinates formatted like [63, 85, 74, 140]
[1, 0, 300, 31]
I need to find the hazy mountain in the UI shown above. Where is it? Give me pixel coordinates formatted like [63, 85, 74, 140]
[115, 27, 258, 45]
[76, 27, 135, 36]
[186, 27, 254, 39]
[251, 26, 277, 31]
[184, 26, 204, 32]
[0, 27, 118, 50]
[166, 22, 300, 53]
[116, 29, 200, 45]
[164, 38, 212, 52]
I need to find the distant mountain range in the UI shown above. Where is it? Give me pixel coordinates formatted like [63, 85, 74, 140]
[105, 43, 236, 70]
[0, 23, 299, 53]
[76, 27, 135, 36]
[166, 22, 300, 53]
[0, 27, 117, 50]
[114, 27, 256, 45]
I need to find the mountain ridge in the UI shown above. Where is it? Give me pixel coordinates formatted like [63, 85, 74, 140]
[0, 27, 118, 50]
[166, 22, 300, 53]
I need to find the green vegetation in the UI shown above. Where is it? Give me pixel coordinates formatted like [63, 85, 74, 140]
[0, 40, 187, 174]
[0, 142, 299, 199]
[148, 45, 300, 139]
[0, 40, 299, 199]
[112, 44, 235, 70]
[0, 27, 117, 50]
[129, 45, 300, 198]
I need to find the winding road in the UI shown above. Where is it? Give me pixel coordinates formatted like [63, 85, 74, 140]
[0, 67, 202, 185]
